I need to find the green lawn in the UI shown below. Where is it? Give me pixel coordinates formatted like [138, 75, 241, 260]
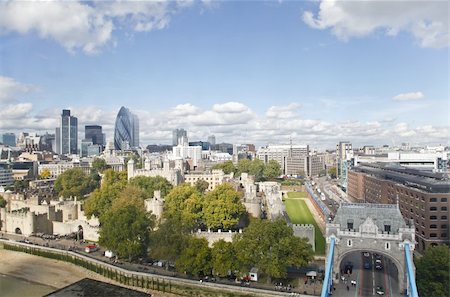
[284, 195, 326, 255]
[286, 191, 308, 199]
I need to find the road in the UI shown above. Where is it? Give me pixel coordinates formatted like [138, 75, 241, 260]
[333, 252, 402, 297]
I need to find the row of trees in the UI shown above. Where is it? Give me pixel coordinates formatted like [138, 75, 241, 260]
[416, 245, 450, 297]
[150, 218, 313, 282]
[212, 159, 281, 181]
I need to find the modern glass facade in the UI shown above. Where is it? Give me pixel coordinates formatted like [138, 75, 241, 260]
[114, 106, 139, 150]
[85, 125, 104, 146]
[57, 109, 78, 155]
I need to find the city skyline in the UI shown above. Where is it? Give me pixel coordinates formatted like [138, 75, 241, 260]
[0, 1, 448, 149]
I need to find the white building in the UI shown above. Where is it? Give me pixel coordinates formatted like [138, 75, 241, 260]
[257, 144, 309, 176]
[127, 158, 183, 186]
[184, 169, 233, 191]
[172, 139, 202, 168]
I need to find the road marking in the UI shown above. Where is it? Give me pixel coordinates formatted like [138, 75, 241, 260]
[354, 269, 360, 297]
[359, 253, 364, 297]
[383, 257, 389, 297]
[372, 254, 375, 296]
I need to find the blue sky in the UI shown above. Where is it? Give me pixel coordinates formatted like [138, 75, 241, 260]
[0, 0, 448, 149]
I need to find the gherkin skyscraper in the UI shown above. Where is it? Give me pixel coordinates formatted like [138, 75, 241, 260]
[114, 106, 139, 150]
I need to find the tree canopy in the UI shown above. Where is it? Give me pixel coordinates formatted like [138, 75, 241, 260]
[163, 183, 203, 231]
[234, 219, 313, 282]
[175, 237, 212, 277]
[263, 160, 282, 179]
[54, 168, 99, 199]
[92, 158, 109, 173]
[211, 239, 238, 277]
[83, 169, 128, 218]
[129, 175, 173, 198]
[39, 168, 51, 179]
[212, 160, 236, 175]
[0, 195, 6, 208]
[99, 202, 154, 261]
[416, 245, 450, 297]
[203, 183, 246, 230]
[194, 179, 209, 194]
[328, 167, 337, 179]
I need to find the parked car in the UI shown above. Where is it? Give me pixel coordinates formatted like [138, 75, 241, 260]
[85, 244, 98, 253]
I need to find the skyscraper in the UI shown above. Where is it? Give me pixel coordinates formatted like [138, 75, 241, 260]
[114, 106, 139, 150]
[172, 128, 187, 146]
[207, 135, 216, 146]
[0, 133, 16, 147]
[85, 125, 104, 146]
[56, 109, 78, 155]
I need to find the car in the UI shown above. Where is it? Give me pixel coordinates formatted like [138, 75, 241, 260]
[84, 244, 98, 253]
[376, 286, 385, 295]
[364, 261, 371, 269]
[375, 264, 383, 270]
[363, 252, 370, 257]
[374, 253, 382, 260]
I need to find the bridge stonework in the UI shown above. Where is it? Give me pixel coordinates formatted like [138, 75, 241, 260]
[325, 203, 416, 295]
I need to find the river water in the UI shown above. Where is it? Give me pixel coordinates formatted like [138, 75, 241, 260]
[0, 274, 55, 297]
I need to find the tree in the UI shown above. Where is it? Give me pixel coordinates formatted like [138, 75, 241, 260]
[416, 245, 450, 297]
[202, 183, 246, 230]
[237, 159, 252, 175]
[211, 239, 238, 277]
[13, 180, 29, 192]
[83, 169, 128, 218]
[129, 175, 173, 198]
[234, 219, 313, 283]
[163, 184, 203, 231]
[99, 203, 154, 261]
[39, 168, 51, 179]
[212, 161, 236, 175]
[249, 159, 265, 181]
[149, 217, 190, 267]
[92, 158, 109, 173]
[264, 160, 281, 180]
[195, 179, 209, 193]
[0, 195, 6, 208]
[54, 168, 99, 198]
[328, 167, 337, 179]
[176, 237, 212, 277]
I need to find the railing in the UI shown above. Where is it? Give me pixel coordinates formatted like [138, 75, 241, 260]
[305, 183, 330, 217]
[320, 237, 335, 297]
[404, 242, 419, 297]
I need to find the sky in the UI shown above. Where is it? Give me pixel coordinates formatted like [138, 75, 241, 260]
[0, 0, 448, 150]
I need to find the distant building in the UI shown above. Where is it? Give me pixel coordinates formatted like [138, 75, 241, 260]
[257, 144, 309, 176]
[114, 106, 139, 150]
[80, 140, 101, 158]
[85, 125, 104, 147]
[172, 128, 187, 146]
[0, 163, 14, 186]
[189, 141, 210, 150]
[56, 109, 78, 155]
[336, 141, 353, 188]
[207, 135, 216, 146]
[0, 133, 16, 147]
[184, 169, 233, 191]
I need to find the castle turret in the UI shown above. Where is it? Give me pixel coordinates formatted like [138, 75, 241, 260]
[127, 158, 135, 180]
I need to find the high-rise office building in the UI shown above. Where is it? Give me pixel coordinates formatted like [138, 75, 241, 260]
[0, 133, 16, 147]
[207, 135, 216, 146]
[114, 106, 139, 150]
[85, 125, 104, 146]
[56, 109, 78, 155]
[172, 128, 187, 146]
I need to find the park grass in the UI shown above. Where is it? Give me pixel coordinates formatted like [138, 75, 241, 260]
[286, 191, 308, 199]
[284, 195, 326, 255]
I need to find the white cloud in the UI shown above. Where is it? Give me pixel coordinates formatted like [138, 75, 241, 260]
[266, 103, 302, 119]
[303, 1, 449, 48]
[169, 103, 200, 117]
[0, 1, 197, 54]
[0, 76, 36, 102]
[212, 102, 249, 114]
[392, 91, 424, 101]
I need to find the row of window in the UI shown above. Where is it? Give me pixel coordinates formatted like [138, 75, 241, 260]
[430, 197, 448, 203]
[430, 206, 447, 211]
[430, 233, 447, 238]
[430, 215, 447, 220]
[430, 224, 447, 229]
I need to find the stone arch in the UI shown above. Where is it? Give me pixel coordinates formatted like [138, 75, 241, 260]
[15, 227, 22, 234]
[335, 247, 405, 294]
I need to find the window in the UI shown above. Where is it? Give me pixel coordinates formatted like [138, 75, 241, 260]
[441, 198, 448, 202]
[430, 198, 437, 202]
[442, 225, 447, 229]
[442, 207, 448, 211]
[430, 207, 437, 211]
[442, 216, 447, 220]
[442, 233, 447, 238]
[347, 239, 352, 247]
[430, 224, 437, 229]
[384, 224, 391, 233]
[385, 242, 390, 250]
[347, 220, 354, 230]
[430, 233, 437, 238]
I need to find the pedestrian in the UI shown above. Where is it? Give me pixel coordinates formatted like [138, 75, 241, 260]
[347, 285, 349, 291]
